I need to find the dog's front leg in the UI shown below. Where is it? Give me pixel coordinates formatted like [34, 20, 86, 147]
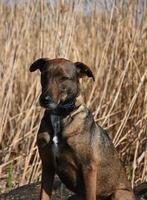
[37, 131, 55, 200]
[41, 159, 55, 200]
[82, 161, 97, 200]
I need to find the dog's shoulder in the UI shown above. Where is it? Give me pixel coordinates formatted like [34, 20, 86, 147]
[63, 105, 93, 134]
[94, 123, 112, 143]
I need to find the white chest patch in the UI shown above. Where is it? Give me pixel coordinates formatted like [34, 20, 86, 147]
[53, 136, 58, 144]
[52, 136, 59, 158]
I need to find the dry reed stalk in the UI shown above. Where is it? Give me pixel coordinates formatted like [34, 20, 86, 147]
[0, 0, 146, 193]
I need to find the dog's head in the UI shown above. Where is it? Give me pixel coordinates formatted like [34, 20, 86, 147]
[30, 58, 94, 114]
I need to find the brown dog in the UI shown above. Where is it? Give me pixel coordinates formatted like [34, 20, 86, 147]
[30, 58, 136, 200]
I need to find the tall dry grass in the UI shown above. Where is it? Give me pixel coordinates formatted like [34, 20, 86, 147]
[0, 0, 146, 194]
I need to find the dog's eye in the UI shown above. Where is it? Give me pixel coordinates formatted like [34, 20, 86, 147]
[59, 77, 69, 82]
[60, 84, 66, 91]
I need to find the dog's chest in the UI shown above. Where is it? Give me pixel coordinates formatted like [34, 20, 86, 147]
[51, 141, 83, 193]
[51, 140, 76, 168]
[51, 105, 91, 166]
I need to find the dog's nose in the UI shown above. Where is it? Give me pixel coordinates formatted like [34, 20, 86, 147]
[44, 95, 51, 101]
[39, 92, 58, 110]
[40, 92, 51, 105]
[43, 93, 52, 103]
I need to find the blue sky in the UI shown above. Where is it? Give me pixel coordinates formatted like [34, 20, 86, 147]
[1, 0, 146, 14]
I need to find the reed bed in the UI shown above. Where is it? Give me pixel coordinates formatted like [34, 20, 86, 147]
[0, 0, 146, 194]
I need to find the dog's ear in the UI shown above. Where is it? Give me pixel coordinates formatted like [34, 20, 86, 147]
[74, 62, 95, 81]
[29, 58, 49, 72]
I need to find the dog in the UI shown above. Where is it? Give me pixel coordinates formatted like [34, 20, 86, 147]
[30, 58, 136, 200]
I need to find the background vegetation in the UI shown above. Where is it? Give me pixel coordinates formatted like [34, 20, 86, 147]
[0, 0, 146, 194]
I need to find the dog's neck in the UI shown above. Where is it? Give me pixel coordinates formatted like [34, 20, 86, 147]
[50, 95, 84, 145]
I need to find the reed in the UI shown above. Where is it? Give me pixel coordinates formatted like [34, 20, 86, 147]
[0, 0, 146, 193]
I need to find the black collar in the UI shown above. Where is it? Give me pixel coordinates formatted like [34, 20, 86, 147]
[47, 99, 77, 117]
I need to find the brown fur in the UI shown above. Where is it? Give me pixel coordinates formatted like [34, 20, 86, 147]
[30, 58, 136, 200]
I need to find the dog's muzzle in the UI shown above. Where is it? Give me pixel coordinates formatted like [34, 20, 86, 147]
[39, 93, 76, 115]
[39, 93, 57, 109]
